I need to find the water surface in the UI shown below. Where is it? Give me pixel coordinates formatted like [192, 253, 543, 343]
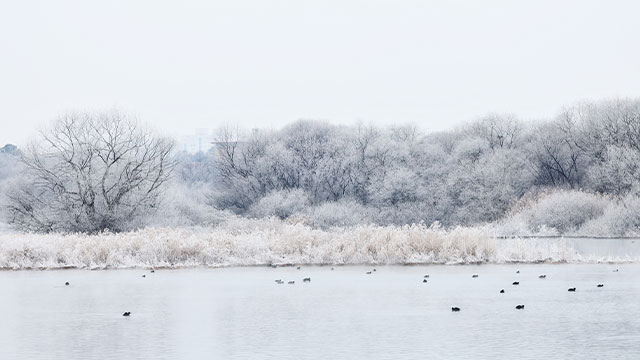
[1, 264, 639, 359]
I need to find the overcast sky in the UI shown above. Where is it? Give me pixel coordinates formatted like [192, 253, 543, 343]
[1, 0, 640, 145]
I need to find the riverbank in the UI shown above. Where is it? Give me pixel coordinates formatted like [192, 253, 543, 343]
[1, 218, 638, 270]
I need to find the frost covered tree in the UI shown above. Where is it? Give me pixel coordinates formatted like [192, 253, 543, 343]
[6, 111, 175, 233]
[207, 97, 640, 229]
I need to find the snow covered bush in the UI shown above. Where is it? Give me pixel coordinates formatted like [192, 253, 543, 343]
[510, 191, 610, 234]
[580, 195, 640, 236]
[148, 181, 233, 228]
[308, 200, 371, 228]
[248, 189, 310, 220]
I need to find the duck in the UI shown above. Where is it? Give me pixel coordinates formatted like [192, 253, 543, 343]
[274, 279, 282, 283]
[512, 281, 519, 285]
[538, 275, 546, 279]
[373, 269, 377, 272]
[288, 281, 295, 284]
[516, 270, 520, 274]
[451, 307, 461, 312]
[500, 289, 505, 293]
[568, 287, 576, 292]
[424, 275, 430, 278]
[422, 279, 428, 283]
[297, 266, 301, 270]
[597, 284, 604, 288]
[472, 274, 479, 278]
[303, 277, 311, 283]
[65, 282, 70, 286]
[613, 269, 619, 272]
[366, 271, 372, 275]
[122, 312, 131, 317]
[142, 275, 146, 278]
[276, 280, 284, 284]
[150, 269, 155, 273]
[515, 305, 525, 310]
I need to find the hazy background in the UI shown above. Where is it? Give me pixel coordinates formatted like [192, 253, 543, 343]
[2, 0, 640, 146]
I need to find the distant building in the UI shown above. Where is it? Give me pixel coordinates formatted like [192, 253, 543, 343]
[177, 129, 216, 153]
[0, 144, 18, 155]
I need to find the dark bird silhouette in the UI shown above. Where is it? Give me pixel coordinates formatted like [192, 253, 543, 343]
[613, 269, 619, 272]
[150, 269, 155, 273]
[65, 282, 69, 286]
[500, 289, 505, 293]
[472, 274, 479, 278]
[568, 287, 576, 292]
[512, 281, 519, 285]
[366, 271, 372, 274]
[288, 281, 295, 284]
[423, 279, 428, 283]
[597, 284, 604, 288]
[451, 307, 461, 312]
[373, 269, 377, 272]
[297, 266, 301, 270]
[424, 275, 430, 278]
[122, 312, 131, 317]
[515, 305, 525, 310]
[539, 275, 546, 279]
[303, 277, 311, 283]
[516, 270, 520, 274]
[142, 275, 146, 278]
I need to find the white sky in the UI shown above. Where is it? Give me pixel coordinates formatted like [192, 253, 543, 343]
[1, 0, 640, 146]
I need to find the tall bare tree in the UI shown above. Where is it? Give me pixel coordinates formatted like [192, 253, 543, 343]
[7, 111, 175, 233]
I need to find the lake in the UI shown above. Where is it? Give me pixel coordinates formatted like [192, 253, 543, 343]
[1, 263, 639, 359]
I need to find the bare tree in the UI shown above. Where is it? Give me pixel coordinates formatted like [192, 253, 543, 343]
[6, 111, 175, 233]
[468, 113, 522, 150]
[530, 121, 583, 188]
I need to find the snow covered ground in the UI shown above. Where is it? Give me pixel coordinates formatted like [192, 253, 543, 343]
[1, 218, 637, 270]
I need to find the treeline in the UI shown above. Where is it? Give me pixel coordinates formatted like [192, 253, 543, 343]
[2, 98, 640, 234]
[208, 98, 640, 230]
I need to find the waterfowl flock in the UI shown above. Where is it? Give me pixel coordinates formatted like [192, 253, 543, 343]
[81, 265, 619, 318]
[268, 266, 615, 314]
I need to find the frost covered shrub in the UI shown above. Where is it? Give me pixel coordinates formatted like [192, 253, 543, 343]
[308, 200, 371, 228]
[248, 189, 310, 219]
[148, 182, 233, 228]
[519, 191, 610, 234]
[580, 195, 640, 236]
[370, 203, 435, 227]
